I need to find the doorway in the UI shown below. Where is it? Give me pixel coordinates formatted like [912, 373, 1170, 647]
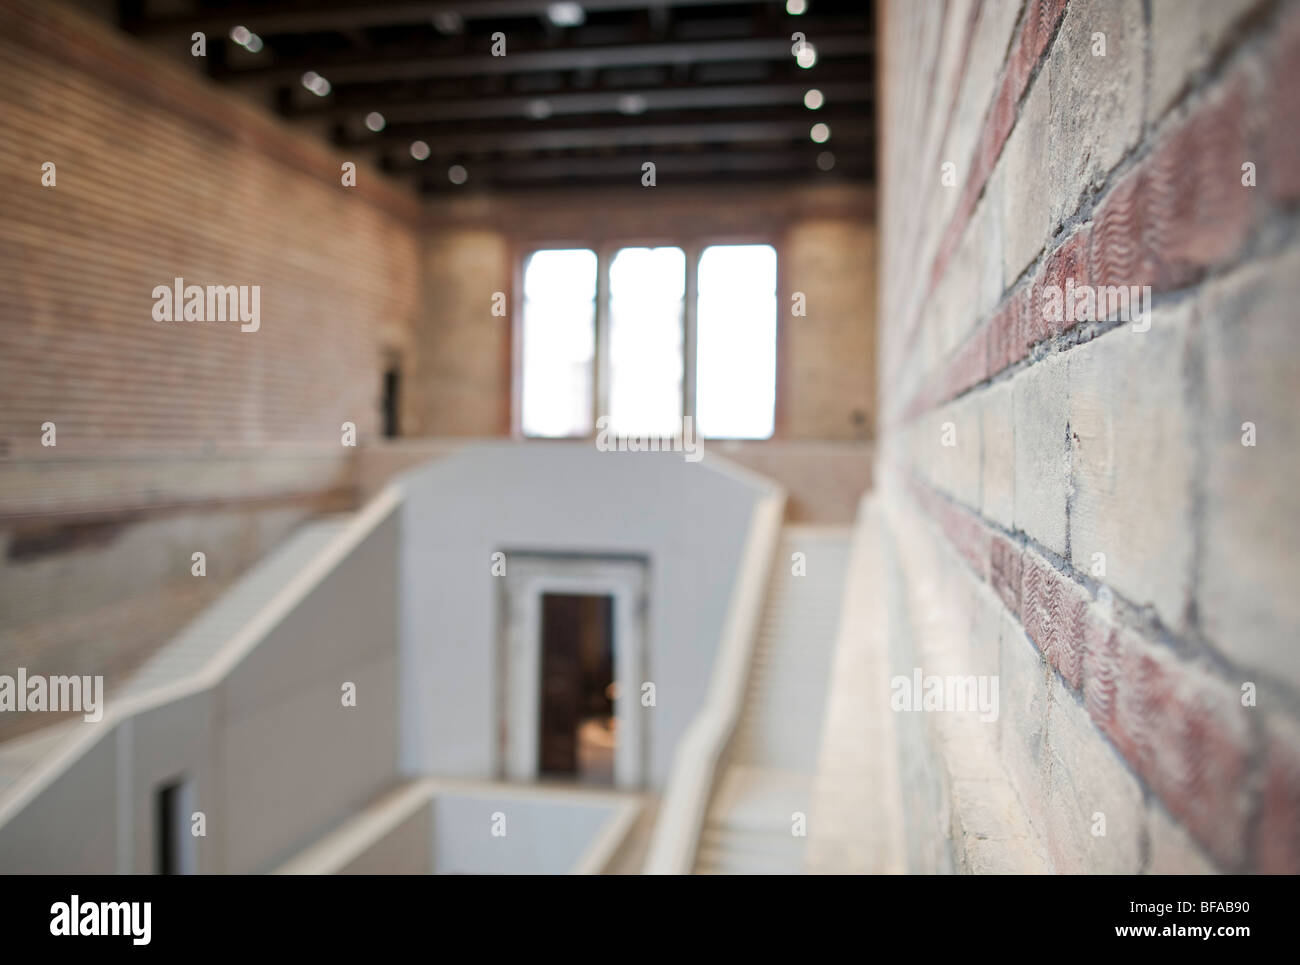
[538, 593, 615, 783]
[500, 555, 647, 788]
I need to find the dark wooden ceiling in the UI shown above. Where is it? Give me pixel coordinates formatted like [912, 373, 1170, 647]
[121, 1, 874, 195]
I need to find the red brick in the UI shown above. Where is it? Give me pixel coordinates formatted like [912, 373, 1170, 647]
[1255, 718, 1300, 873]
[939, 499, 991, 581]
[930, 194, 973, 295]
[1034, 225, 1091, 336]
[1084, 623, 1122, 737]
[1100, 630, 1253, 869]
[942, 325, 988, 402]
[1019, 549, 1087, 689]
[989, 533, 1023, 615]
[1090, 74, 1252, 294]
[1005, 0, 1057, 108]
[1088, 164, 1146, 293]
[982, 70, 1019, 185]
[986, 286, 1029, 376]
[1267, 6, 1300, 201]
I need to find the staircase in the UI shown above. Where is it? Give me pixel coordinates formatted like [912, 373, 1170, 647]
[694, 526, 851, 874]
[119, 516, 353, 700]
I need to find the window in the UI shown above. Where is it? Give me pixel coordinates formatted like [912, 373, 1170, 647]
[608, 247, 684, 437]
[696, 245, 777, 439]
[518, 243, 777, 440]
[521, 249, 598, 438]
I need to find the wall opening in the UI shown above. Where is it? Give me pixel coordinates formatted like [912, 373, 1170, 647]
[500, 555, 646, 788]
[382, 363, 401, 439]
[538, 592, 616, 785]
[154, 777, 195, 875]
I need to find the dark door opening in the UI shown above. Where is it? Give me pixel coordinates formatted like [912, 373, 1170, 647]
[538, 593, 615, 785]
[155, 780, 184, 874]
[381, 365, 401, 438]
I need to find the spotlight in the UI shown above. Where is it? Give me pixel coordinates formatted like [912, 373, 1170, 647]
[804, 89, 824, 110]
[787, 0, 808, 14]
[547, 3, 586, 27]
[301, 71, 331, 97]
[365, 112, 386, 132]
[448, 165, 468, 185]
[617, 94, 648, 115]
[410, 140, 430, 161]
[432, 12, 464, 34]
[816, 151, 835, 171]
[796, 43, 817, 69]
[810, 122, 831, 143]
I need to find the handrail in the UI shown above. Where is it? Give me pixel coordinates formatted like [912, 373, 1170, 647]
[642, 487, 786, 874]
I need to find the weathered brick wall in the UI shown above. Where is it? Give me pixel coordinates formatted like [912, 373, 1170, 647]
[0, 0, 421, 735]
[878, 0, 1300, 872]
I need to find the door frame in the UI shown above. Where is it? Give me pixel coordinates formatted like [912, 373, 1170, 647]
[499, 555, 647, 789]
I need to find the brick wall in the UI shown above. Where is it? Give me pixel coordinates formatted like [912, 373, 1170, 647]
[0, 0, 421, 735]
[878, 0, 1300, 872]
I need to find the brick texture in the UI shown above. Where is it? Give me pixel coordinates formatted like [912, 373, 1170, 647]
[881, 0, 1300, 873]
[0, 2, 422, 472]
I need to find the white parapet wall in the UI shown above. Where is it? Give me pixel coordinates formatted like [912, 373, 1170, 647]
[274, 779, 643, 875]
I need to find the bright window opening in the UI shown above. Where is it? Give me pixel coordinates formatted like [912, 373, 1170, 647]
[696, 244, 777, 439]
[608, 246, 685, 437]
[521, 249, 598, 437]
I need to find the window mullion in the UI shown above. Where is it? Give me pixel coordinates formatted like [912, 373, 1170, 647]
[593, 245, 613, 433]
[683, 244, 700, 426]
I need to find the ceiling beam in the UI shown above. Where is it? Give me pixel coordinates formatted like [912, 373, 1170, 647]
[412, 149, 872, 189]
[215, 33, 869, 87]
[294, 79, 870, 124]
[361, 116, 870, 153]
[127, 0, 781, 38]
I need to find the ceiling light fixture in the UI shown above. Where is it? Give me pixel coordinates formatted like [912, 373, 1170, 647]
[365, 112, 386, 132]
[547, 3, 586, 27]
[410, 140, 431, 161]
[432, 12, 464, 34]
[230, 26, 263, 53]
[810, 122, 831, 143]
[617, 94, 648, 115]
[804, 88, 824, 110]
[300, 71, 331, 97]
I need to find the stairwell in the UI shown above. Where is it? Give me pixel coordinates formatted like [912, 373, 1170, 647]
[694, 526, 851, 874]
